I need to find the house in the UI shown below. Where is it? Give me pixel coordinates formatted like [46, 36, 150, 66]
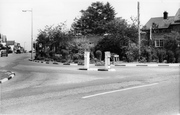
[142, 8, 180, 47]
[0, 34, 7, 47]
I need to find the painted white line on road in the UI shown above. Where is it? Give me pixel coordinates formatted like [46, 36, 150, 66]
[82, 83, 159, 99]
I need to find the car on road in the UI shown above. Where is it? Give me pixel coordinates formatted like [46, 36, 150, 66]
[0, 50, 8, 57]
[16, 49, 21, 54]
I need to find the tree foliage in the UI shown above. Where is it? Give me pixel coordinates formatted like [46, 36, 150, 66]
[36, 23, 72, 59]
[163, 31, 180, 63]
[95, 17, 138, 61]
[164, 31, 180, 51]
[71, 2, 116, 35]
[68, 38, 94, 61]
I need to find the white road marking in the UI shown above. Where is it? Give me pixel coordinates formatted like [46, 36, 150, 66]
[82, 83, 159, 99]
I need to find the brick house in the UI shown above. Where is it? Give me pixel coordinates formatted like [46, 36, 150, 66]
[142, 8, 180, 47]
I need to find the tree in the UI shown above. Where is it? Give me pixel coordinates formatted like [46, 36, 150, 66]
[95, 17, 138, 60]
[163, 31, 180, 63]
[68, 37, 94, 60]
[71, 2, 116, 35]
[36, 23, 72, 59]
[164, 31, 180, 52]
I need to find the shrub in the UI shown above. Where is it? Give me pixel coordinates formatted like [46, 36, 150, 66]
[177, 56, 180, 63]
[45, 58, 50, 61]
[49, 51, 55, 58]
[96, 50, 102, 61]
[166, 50, 175, 63]
[90, 59, 95, 64]
[78, 60, 84, 65]
[61, 59, 67, 63]
[72, 53, 79, 61]
[139, 56, 147, 63]
[61, 49, 69, 59]
[175, 49, 180, 63]
[74, 60, 79, 63]
[51, 54, 62, 62]
[54, 56, 62, 62]
[126, 51, 134, 62]
[95, 61, 105, 66]
[64, 60, 72, 64]
[94, 58, 98, 63]
[124, 43, 139, 62]
[157, 49, 166, 63]
[151, 48, 158, 62]
[35, 55, 44, 60]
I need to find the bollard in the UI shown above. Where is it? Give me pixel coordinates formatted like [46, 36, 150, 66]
[84, 51, 90, 69]
[105, 51, 111, 69]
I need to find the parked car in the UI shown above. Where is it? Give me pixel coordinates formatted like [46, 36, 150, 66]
[16, 49, 21, 54]
[0, 50, 8, 57]
[8, 49, 13, 53]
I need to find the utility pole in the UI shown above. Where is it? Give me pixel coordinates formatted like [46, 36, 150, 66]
[138, 2, 141, 60]
[22, 9, 33, 60]
[149, 26, 152, 46]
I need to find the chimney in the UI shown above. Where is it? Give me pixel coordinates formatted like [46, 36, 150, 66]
[163, 11, 168, 19]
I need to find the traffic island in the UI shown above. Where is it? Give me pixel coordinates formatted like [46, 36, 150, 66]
[63, 63, 70, 65]
[98, 68, 116, 71]
[79, 68, 116, 71]
[53, 62, 58, 65]
[79, 68, 88, 70]
[29, 59, 33, 61]
[79, 51, 116, 72]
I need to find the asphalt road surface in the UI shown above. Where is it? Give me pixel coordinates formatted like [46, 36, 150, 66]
[0, 53, 179, 115]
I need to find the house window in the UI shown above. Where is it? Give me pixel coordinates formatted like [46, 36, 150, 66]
[155, 40, 164, 47]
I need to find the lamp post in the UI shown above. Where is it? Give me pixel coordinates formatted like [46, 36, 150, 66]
[24, 42, 26, 52]
[137, 2, 141, 60]
[22, 9, 33, 60]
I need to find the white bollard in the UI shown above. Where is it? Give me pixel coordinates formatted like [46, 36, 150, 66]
[105, 52, 111, 69]
[84, 51, 90, 69]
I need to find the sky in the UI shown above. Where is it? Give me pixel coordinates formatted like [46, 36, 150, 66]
[0, 0, 180, 51]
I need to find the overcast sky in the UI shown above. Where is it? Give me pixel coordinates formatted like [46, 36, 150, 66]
[0, 0, 180, 51]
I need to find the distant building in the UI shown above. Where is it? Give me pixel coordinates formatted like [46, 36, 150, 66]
[142, 8, 180, 47]
[0, 34, 7, 47]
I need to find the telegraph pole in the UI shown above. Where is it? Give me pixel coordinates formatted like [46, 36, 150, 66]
[138, 2, 141, 60]
[22, 9, 33, 60]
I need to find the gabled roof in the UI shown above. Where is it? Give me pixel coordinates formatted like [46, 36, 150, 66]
[143, 16, 174, 30]
[7, 41, 15, 45]
[143, 8, 180, 30]
[174, 8, 180, 22]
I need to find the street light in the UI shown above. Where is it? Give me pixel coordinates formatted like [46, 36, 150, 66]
[24, 42, 26, 51]
[22, 9, 33, 60]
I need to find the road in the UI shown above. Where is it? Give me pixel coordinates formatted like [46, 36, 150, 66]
[0, 53, 179, 115]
